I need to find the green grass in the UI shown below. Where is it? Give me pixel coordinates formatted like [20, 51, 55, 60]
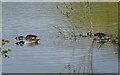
[57, 2, 118, 37]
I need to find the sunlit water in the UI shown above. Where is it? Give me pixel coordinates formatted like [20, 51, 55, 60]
[2, 2, 118, 73]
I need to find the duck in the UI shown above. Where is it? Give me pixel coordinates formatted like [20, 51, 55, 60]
[24, 34, 39, 44]
[15, 36, 24, 40]
[24, 38, 40, 44]
[81, 33, 90, 37]
[80, 31, 92, 38]
[25, 34, 37, 40]
[15, 34, 40, 45]
[15, 41, 24, 46]
[94, 32, 106, 38]
[101, 36, 111, 42]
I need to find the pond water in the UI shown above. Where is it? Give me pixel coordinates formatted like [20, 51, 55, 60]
[2, 2, 118, 73]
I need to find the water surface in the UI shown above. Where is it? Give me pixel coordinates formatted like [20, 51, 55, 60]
[2, 2, 118, 73]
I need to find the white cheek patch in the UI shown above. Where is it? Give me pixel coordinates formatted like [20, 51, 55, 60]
[32, 37, 35, 40]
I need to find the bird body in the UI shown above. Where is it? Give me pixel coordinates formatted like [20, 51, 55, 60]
[94, 32, 106, 38]
[15, 34, 40, 45]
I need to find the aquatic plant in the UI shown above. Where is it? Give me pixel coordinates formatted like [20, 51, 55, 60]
[0, 39, 11, 58]
[0, 48, 11, 58]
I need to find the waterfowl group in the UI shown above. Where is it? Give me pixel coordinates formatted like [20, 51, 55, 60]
[15, 33, 118, 46]
[80, 32, 106, 38]
[15, 34, 40, 46]
[79, 32, 118, 45]
[79, 31, 92, 37]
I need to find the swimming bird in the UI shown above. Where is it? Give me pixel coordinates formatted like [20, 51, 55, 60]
[94, 32, 106, 38]
[24, 34, 39, 44]
[15, 36, 24, 40]
[81, 33, 89, 37]
[15, 34, 40, 45]
[25, 34, 37, 40]
[101, 37, 111, 42]
[15, 41, 24, 46]
[24, 38, 40, 44]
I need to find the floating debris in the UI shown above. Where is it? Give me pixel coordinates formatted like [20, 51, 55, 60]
[1, 39, 10, 45]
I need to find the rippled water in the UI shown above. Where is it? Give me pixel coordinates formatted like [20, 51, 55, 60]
[2, 2, 118, 73]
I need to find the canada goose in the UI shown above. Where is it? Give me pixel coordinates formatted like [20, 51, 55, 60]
[101, 37, 111, 42]
[81, 33, 89, 37]
[25, 34, 37, 40]
[94, 32, 106, 38]
[15, 34, 40, 45]
[24, 38, 40, 44]
[15, 41, 24, 46]
[15, 36, 24, 40]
